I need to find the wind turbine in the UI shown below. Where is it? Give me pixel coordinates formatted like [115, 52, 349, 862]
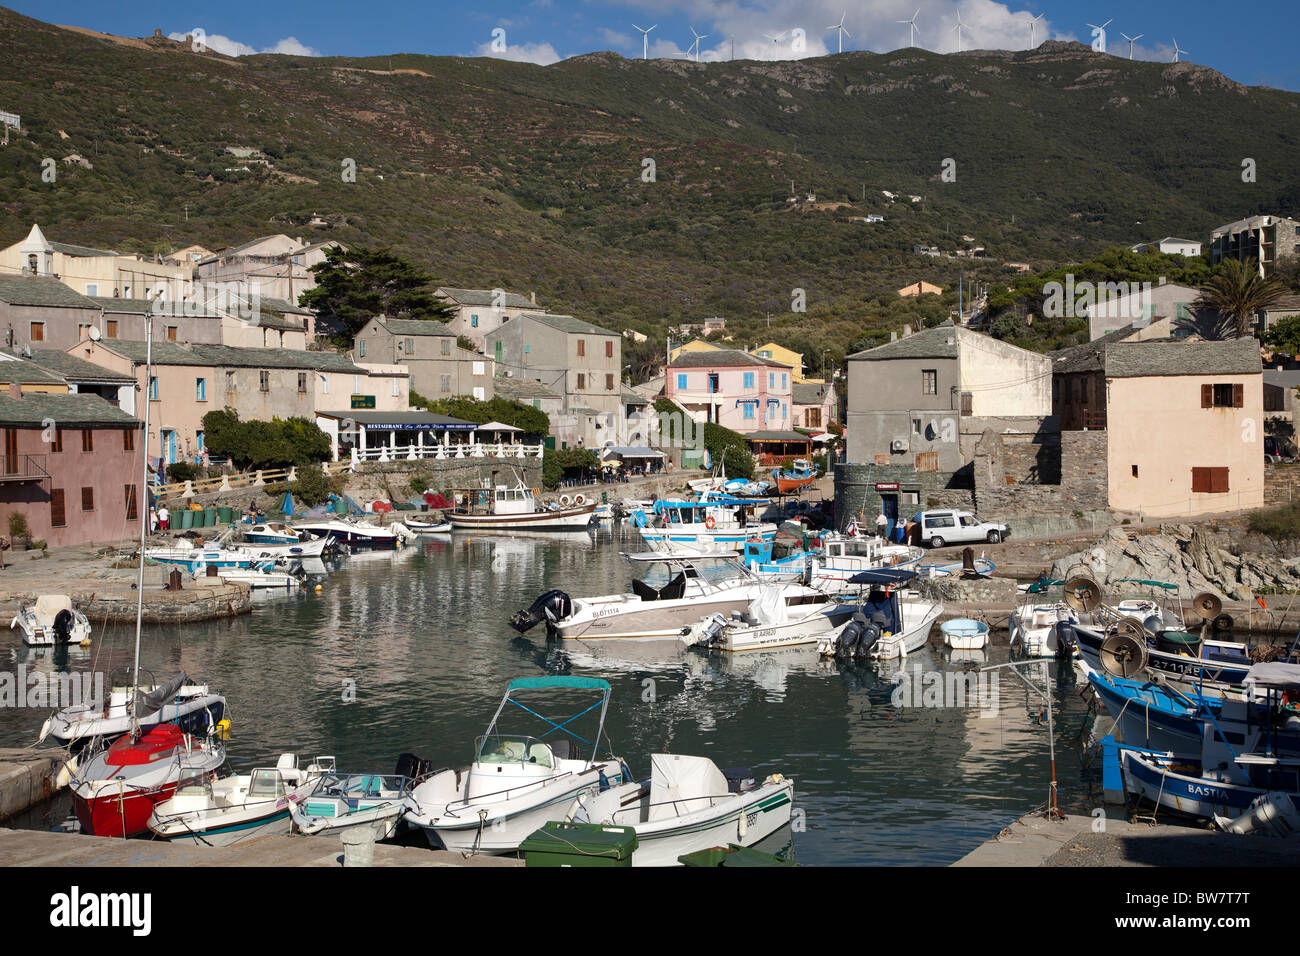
[827, 12, 851, 54]
[1029, 13, 1044, 48]
[953, 8, 970, 53]
[763, 31, 787, 60]
[898, 9, 920, 48]
[1087, 17, 1111, 49]
[1171, 37, 1187, 62]
[688, 26, 708, 62]
[1120, 32, 1143, 59]
[632, 23, 656, 60]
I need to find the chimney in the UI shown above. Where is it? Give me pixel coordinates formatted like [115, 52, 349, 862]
[8, 382, 21, 399]
[529, 291, 536, 306]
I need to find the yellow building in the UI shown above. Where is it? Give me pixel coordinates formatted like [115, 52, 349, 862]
[898, 281, 943, 297]
[0, 224, 193, 302]
[755, 342, 825, 383]
[669, 339, 722, 362]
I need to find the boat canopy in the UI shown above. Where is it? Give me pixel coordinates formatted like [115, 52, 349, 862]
[1026, 579, 1065, 594]
[507, 676, 611, 693]
[1116, 578, 1179, 590]
[1242, 662, 1300, 690]
[847, 568, 918, 586]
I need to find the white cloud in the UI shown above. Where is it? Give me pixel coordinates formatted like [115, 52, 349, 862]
[167, 30, 322, 57]
[598, 27, 633, 48]
[473, 40, 563, 65]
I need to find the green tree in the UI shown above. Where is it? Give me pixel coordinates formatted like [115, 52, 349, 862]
[1261, 313, 1300, 355]
[409, 391, 549, 437]
[299, 246, 454, 337]
[542, 447, 599, 489]
[1196, 258, 1288, 338]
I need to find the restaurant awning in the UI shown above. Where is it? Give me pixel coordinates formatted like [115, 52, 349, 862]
[316, 410, 478, 431]
[476, 420, 522, 432]
[601, 445, 666, 459]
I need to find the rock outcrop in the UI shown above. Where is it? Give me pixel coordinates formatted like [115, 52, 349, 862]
[1049, 525, 1300, 603]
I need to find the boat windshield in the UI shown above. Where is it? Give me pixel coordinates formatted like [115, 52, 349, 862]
[175, 768, 212, 798]
[633, 559, 746, 589]
[248, 768, 285, 799]
[475, 735, 554, 769]
[312, 772, 408, 797]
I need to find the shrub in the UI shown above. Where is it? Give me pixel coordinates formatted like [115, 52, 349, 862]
[409, 476, 429, 495]
[290, 463, 332, 506]
[167, 462, 200, 484]
[8, 512, 30, 538]
[1248, 502, 1300, 541]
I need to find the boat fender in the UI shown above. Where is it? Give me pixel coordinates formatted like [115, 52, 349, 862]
[574, 494, 585, 506]
[598, 768, 610, 792]
[559, 494, 571, 507]
[632, 509, 648, 528]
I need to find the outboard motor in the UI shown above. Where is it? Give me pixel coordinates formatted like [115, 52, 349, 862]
[836, 612, 868, 659]
[52, 609, 74, 643]
[724, 767, 756, 793]
[509, 589, 572, 633]
[394, 752, 431, 782]
[693, 613, 729, 648]
[1053, 621, 1077, 658]
[855, 621, 883, 659]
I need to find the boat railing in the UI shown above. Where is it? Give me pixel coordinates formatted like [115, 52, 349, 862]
[431, 765, 603, 818]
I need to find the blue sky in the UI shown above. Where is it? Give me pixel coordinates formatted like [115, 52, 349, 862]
[13, 0, 1300, 91]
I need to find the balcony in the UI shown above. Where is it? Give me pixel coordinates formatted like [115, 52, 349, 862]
[0, 454, 50, 485]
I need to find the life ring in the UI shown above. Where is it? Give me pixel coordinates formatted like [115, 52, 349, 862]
[574, 494, 585, 506]
[560, 494, 571, 506]
[632, 509, 648, 528]
[704, 516, 716, 530]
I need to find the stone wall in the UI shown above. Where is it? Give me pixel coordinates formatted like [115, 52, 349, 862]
[1264, 463, 1300, 507]
[833, 462, 970, 531]
[970, 428, 1107, 518]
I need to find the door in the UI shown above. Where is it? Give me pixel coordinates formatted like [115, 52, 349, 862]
[3, 429, 16, 475]
[881, 494, 898, 540]
[164, 430, 178, 464]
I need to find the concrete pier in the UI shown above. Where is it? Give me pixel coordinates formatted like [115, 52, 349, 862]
[0, 749, 64, 824]
[954, 811, 1300, 866]
[0, 828, 523, 867]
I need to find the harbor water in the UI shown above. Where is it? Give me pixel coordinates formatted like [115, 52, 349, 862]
[1, 525, 1100, 865]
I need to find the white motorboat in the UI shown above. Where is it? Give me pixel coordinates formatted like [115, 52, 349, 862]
[402, 516, 452, 534]
[1009, 581, 1078, 657]
[242, 521, 312, 546]
[404, 677, 628, 854]
[11, 594, 91, 646]
[683, 587, 854, 652]
[290, 767, 414, 841]
[291, 517, 399, 550]
[633, 496, 777, 553]
[448, 480, 596, 532]
[805, 536, 925, 594]
[38, 668, 225, 752]
[210, 561, 307, 589]
[817, 569, 944, 661]
[509, 552, 832, 641]
[940, 617, 989, 650]
[148, 754, 330, 845]
[565, 754, 795, 867]
[145, 544, 265, 573]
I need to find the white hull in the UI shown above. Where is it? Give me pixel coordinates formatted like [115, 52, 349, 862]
[448, 505, 596, 532]
[818, 598, 943, 660]
[686, 603, 853, 652]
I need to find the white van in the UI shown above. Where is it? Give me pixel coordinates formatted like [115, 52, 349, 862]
[914, 510, 1010, 548]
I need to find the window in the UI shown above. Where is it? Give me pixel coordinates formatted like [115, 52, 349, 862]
[404, 338, 415, 355]
[81, 429, 93, 453]
[783, 403, 788, 419]
[744, 372, 754, 389]
[472, 361, 484, 376]
[195, 378, 206, 401]
[85, 284, 98, 297]
[577, 339, 586, 357]
[106, 319, 118, 338]
[391, 378, 399, 397]
[782, 374, 788, 388]
[259, 371, 270, 392]
[1191, 467, 1230, 493]
[533, 400, 541, 409]
[50, 489, 66, 528]
[441, 338, 451, 356]
[495, 341, 503, 363]
[577, 373, 587, 390]
[81, 487, 95, 512]
[440, 374, 451, 393]
[225, 370, 236, 391]
[52, 429, 63, 453]
[1202, 383, 1243, 408]
[359, 340, 366, 358]
[960, 391, 973, 416]
[606, 374, 614, 391]
[78, 323, 91, 340]
[30, 322, 44, 342]
[677, 374, 687, 390]
[807, 408, 822, 428]
[1131, 464, 1138, 477]
[124, 484, 138, 521]
[922, 370, 937, 395]
[167, 327, 178, 342]
[524, 343, 530, 354]
[196, 431, 203, 452]
[743, 403, 755, 420]
[605, 341, 614, 358]
[123, 429, 134, 452]
[353, 376, 361, 394]
[148, 377, 158, 400]
[473, 387, 485, 400]
[769, 372, 774, 388]
[297, 373, 307, 394]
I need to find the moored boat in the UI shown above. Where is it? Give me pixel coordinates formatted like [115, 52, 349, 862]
[447, 480, 596, 532]
[10, 594, 91, 646]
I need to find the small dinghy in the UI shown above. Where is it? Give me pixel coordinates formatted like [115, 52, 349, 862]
[290, 763, 418, 842]
[402, 516, 452, 535]
[566, 754, 795, 867]
[941, 618, 989, 650]
[149, 754, 331, 845]
[683, 587, 853, 652]
[11, 595, 91, 646]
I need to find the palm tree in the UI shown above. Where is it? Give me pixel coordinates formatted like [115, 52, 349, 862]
[1195, 257, 1288, 337]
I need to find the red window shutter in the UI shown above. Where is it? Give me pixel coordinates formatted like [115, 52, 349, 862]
[1233, 383, 1244, 408]
[124, 484, 138, 521]
[51, 489, 66, 527]
[1191, 468, 1209, 493]
[1201, 384, 1213, 408]
[1212, 468, 1230, 493]
[81, 487, 94, 511]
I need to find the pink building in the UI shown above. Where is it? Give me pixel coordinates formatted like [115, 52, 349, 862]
[0, 390, 143, 548]
[665, 348, 794, 433]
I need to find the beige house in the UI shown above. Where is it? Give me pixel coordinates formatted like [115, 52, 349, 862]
[436, 287, 542, 354]
[486, 312, 622, 415]
[195, 235, 343, 306]
[1, 224, 193, 301]
[1104, 337, 1263, 517]
[353, 316, 493, 401]
[898, 281, 942, 297]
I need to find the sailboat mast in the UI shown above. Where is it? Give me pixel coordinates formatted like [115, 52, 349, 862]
[131, 310, 154, 717]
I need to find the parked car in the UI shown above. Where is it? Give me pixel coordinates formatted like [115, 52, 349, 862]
[913, 510, 1010, 548]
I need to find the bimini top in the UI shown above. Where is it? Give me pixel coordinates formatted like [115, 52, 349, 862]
[1242, 663, 1300, 691]
[847, 568, 919, 586]
[507, 676, 611, 693]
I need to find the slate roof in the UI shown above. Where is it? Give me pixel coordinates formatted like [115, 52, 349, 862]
[517, 312, 617, 337]
[48, 241, 117, 258]
[437, 287, 535, 310]
[0, 354, 67, 385]
[1104, 336, 1262, 379]
[669, 348, 790, 369]
[90, 296, 223, 320]
[493, 376, 560, 401]
[28, 349, 136, 384]
[95, 340, 361, 373]
[0, 392, 139, 427]
[792, 382, 832, 405]
[377, 318, 455, 336]
[847, 324, 960, 361]
[0, 277, 98, 309]
[744, 430, 814, 442]
[1050, 324, 1139, 376]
